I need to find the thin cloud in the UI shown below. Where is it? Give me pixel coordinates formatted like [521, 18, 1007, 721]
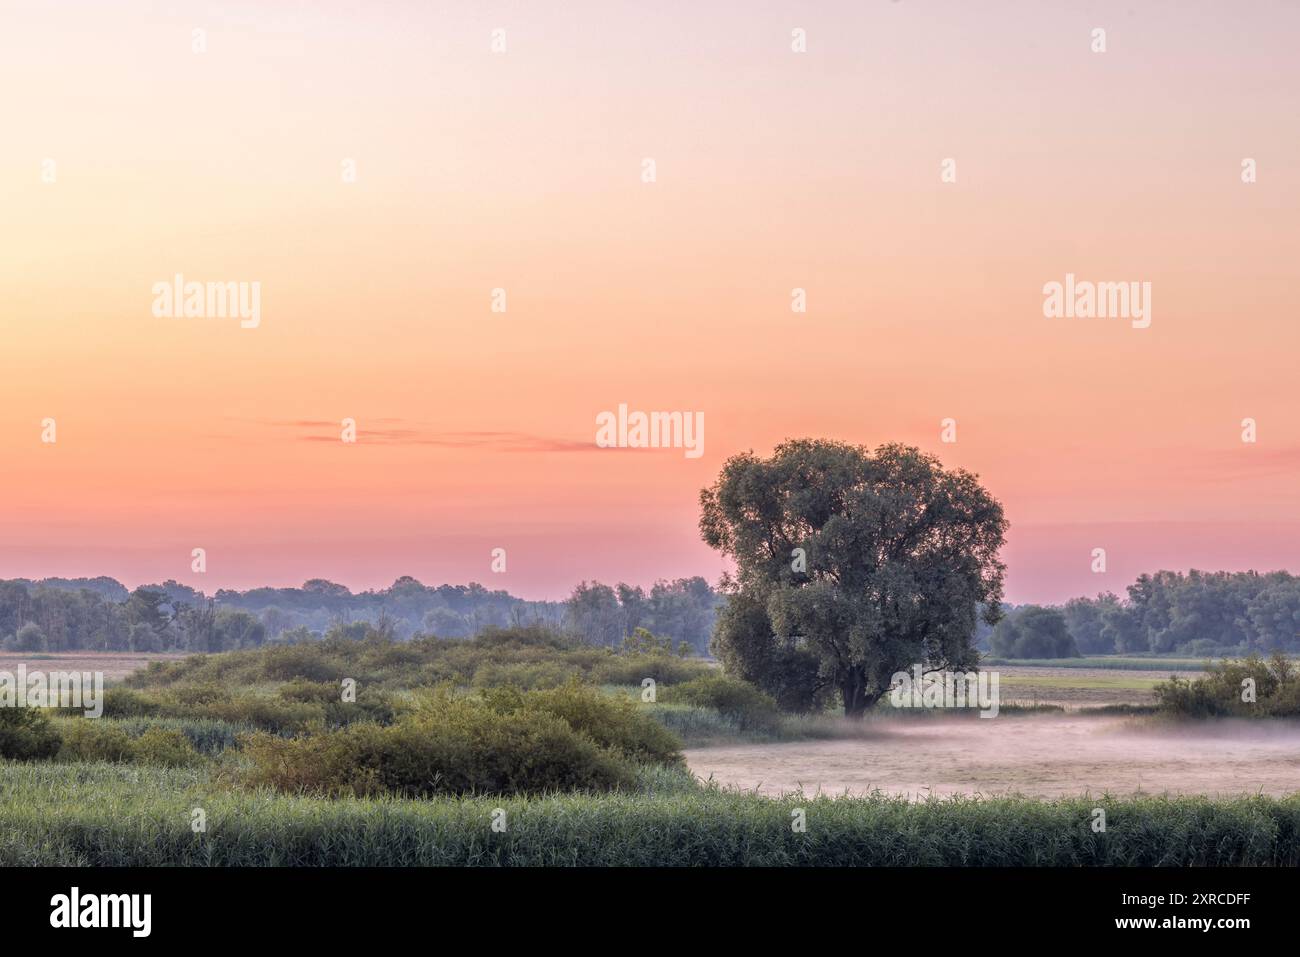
[1191, 445, 1300, 483]
[285, 422, 601, 452]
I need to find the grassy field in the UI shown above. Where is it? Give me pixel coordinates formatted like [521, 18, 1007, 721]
[994, 668, 1166, 707]
[0, 650, 187, 682]
[2, 761, 1296, 866]
[2, 641, 1296, 866]
[983, 656, 1212, 671]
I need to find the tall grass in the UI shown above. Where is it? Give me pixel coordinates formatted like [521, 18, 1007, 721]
[0, 763, 1295, 866]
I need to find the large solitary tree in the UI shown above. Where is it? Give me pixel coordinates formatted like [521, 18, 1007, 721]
[700, 440, 1008, 718]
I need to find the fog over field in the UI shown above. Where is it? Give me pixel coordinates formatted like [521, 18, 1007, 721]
[687, 715, 1300, 800]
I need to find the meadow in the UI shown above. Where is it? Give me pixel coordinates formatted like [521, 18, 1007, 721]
[2, 762, 1297, 867]
[1, 630, 1297, 866]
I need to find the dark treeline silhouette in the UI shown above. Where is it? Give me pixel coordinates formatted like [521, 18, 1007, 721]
[0, 575, 721, 655]
[2, 568, 1297, 659]
[987, 570, 1300, 658]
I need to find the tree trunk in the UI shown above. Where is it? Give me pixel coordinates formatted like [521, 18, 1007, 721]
[841, 666, 870, 719]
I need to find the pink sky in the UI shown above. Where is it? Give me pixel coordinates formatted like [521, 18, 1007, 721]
[1, 1, 1297, 603]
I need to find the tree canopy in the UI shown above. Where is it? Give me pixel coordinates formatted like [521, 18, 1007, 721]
[989, 605, 1079, 658]
[700, 439, 1008, 717]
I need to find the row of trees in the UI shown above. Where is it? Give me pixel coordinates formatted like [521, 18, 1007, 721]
[0, 580, 271, 653]
[0, 575, 723, 654]
[562, 578, 722, 652]
[989, 570, 1300, 658]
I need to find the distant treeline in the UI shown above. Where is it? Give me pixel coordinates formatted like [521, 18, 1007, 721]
[987, 570, 1300, 658]
[0, 575, 721, 655]
[3, 568, 1297, 659]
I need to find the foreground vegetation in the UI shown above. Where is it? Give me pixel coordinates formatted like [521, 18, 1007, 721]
[2, 762, 1296, 867]
[0, 628, 777, 796]
[3, 626, 1299, 866]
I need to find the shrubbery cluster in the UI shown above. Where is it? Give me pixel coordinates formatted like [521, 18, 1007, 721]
[0, 707, 201, 766]
[1155, 654, 1300, 717]
[126, 626, 709, 694]
[660, 674, 782, 733]
[0, 708, 62, 761]
[242, 683, 682, 798]
[58, 722, 200, 767]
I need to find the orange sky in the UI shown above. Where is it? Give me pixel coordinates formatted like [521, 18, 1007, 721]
[2, 0, 1298, 602]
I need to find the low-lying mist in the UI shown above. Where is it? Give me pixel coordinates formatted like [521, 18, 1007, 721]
[685, 714, 1300, 799]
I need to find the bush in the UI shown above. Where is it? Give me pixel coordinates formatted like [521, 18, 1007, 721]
[592, 654, 702, 687]
[57, 721, 202, 766]
[276, 679, 339, 705]
[0, 708, 62, 760]
[197, 696, 321, 735]
[660, 674, 782, 732]
[241, 699, 636, 798]
[58, 721, 135, 763]
[620, 627, 678, 656]
[101, 687, 162, 718]
[480, 682, 683, 766]
[278, 679, 400, 727]
[471, 625, 575, 652]
[110, 717, 246, 755]
[250, 645, 350, 683]
[472, 660, 572, 690]
[1155, 653, 1300, 718]
[132, 728, 201, 767]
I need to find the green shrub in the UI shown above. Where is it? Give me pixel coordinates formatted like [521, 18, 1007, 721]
[110, 717, 247, 755]
[660, 674, 782, 732]
[279, 680, 400, 726]
[620, 627, 679, 656]
[480, 682, 683, 766]
[132, 728, 201, 767]
[277, 679, 339, 704]
[257, 645, 351, 683]
[57, 720, 201, 767]
[0, 708, 63, 760]
[471, 624, 575, 652]
[1155, 654, 1300, 718]
[324, 694, 399, 729]
[58, 721, 135, 763]
[592, 654, 703, 687]
[198, 696, 321, 735]
[101, 687, 161, 718]
[241, 701, 636, 798]
[472, 660, 572, 690]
